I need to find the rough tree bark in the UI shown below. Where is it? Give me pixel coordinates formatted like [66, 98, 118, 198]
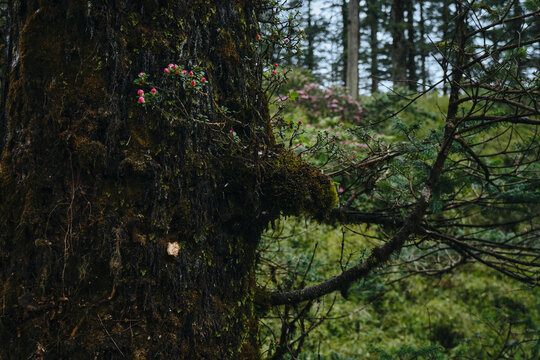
[0, 1, 335, 359]
[0, 0, 8, 151]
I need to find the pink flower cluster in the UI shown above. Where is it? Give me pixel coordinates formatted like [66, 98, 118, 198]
[280, 76, 363, 124]
[136, 87, 158, 104]
[163, 63, 207, 88]
[269, 63, 280, 76]
[135, 63, 209, 106]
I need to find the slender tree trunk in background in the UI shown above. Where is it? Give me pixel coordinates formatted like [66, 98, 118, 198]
[341, 0, 349, 87]
[0, 1, 335, 359]
[346, 0, 359, 99]
[510, 1, 525, 77]
[420, 0, 427, 91]
[441, 0, 450, 95]
[406, 0, 417, 91]
[368, 0, 380, 93]
[391, 0, 407, 88]
[306, 0, 315, 72]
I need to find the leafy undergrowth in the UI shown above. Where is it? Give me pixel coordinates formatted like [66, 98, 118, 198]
[259, 216, 540, 359]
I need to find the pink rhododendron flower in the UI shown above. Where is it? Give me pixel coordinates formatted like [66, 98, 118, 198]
[339, 187, 344, 193]
[256, 34, 261, 40]
[138, 97, 145, 104]
[200, 77, 206, 83]
[189, 71, 194, 77]
[182, 70, 187, 74]
[274, 63, 279, 68]
[168, 63, 174, 68]
[151, 88, 157, 94]
[164, 68, 170, 74]
[190, 80, 196, 87]
[139, 72, 145, 76]
[137, 89, 144, 96]
[272, 70, 277, 75]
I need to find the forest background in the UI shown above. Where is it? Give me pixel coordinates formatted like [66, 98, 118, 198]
[257, 0, 540, 359]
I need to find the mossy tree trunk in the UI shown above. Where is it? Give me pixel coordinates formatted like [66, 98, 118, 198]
[0, 1, 335, 359]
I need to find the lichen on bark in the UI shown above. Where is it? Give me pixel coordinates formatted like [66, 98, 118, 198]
[0, 1, 335, 358]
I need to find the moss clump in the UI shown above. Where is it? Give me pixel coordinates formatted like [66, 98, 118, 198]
[263, 148, 337, 221]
